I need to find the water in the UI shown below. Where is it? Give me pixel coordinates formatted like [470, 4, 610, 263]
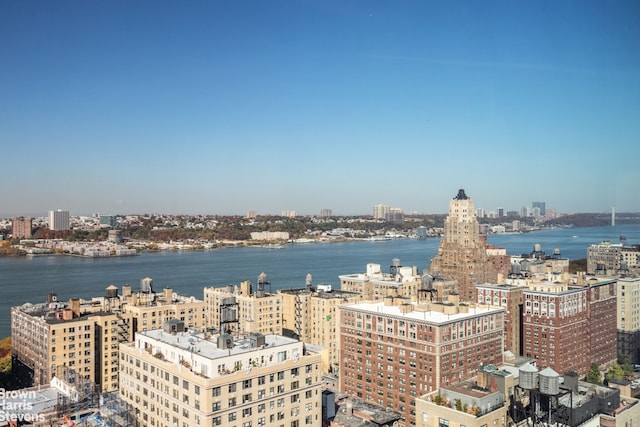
[1, 224, 638, 338]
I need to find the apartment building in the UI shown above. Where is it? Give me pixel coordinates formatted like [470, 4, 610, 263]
[11, 280, 204, 392]
[11, 294, 131, 393]
[519, 272, 615, 375]
[618, 276, 640, 364]
[339, 260, 449, 302]
[475, 283, 526, 356]
[587, 241, 640, 275]
[11, 216, 32, 238]
[479, 269, 617, 375]
[115, 280, 206, 334]
[204, 275, 283, 336]
[278, 277, 360, 373]
[119, 322, 322, 427]
[372, 204, 390, 220]
[588, 241, 623, 274]
[339, 295, 504, 427]
[48, 209, 70, 231]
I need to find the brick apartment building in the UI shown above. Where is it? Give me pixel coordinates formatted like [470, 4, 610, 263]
[339, 295, 504, 427]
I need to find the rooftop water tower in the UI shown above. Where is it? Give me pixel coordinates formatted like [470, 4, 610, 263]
[305, 273, 313, 292]
[519, 362, 538, 390]
[538, 367, 560, 396]
[256, 272, 272, 298]
[390, 258, 401, 278]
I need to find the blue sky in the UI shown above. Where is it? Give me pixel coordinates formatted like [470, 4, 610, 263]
[2, 1, 639, 216]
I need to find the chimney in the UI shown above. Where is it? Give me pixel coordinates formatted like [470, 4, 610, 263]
[240, 280, 251, 296]
[447, 294, 460, 305]
[400, 303, 413, 314]
[69, 298, 81, 318]
[164, 287, 173, 303]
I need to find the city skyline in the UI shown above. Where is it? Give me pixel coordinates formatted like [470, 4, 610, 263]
[2, 1, 639, 216]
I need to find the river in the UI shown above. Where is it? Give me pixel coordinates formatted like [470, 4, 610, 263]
[1, 224, 638, 338]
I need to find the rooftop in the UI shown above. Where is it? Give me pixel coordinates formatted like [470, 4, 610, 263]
[332, 398, 402, 427]
[139, 329, 299, 361]
[341, 301, 503, 324]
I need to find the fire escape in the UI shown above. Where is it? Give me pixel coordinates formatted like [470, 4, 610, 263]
[294, 294, 303, 339]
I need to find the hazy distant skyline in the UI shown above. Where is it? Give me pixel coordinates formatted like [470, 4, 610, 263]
[2, 1, 639, 217]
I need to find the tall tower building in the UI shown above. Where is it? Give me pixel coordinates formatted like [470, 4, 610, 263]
[617, 276, 640, 364]
[320, 208, 332, 218]
[48, 209, 70, 231]
[12, 216, 33, 239]
[532, 201, 546, 216]
[429, 189, 495, 302]
[373, 204, 390, 220]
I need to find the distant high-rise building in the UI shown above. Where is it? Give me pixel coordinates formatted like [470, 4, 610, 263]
[48, 209, 69, 231]
[385, 207, 405, 221]
[476, 207, 484, 218]
[99, 215, 117, 227]
[246, 210, 257, 219]
[320, 208, 332, 218]
[496, 207, 505, 217]
[532, 201, 546, 216]
[519, 206, 530, 218]
[281, 209, 296, 218]
[429, 189, 498, 301]
[12, 216, 32, 238]
[373, 204, 390, 220]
